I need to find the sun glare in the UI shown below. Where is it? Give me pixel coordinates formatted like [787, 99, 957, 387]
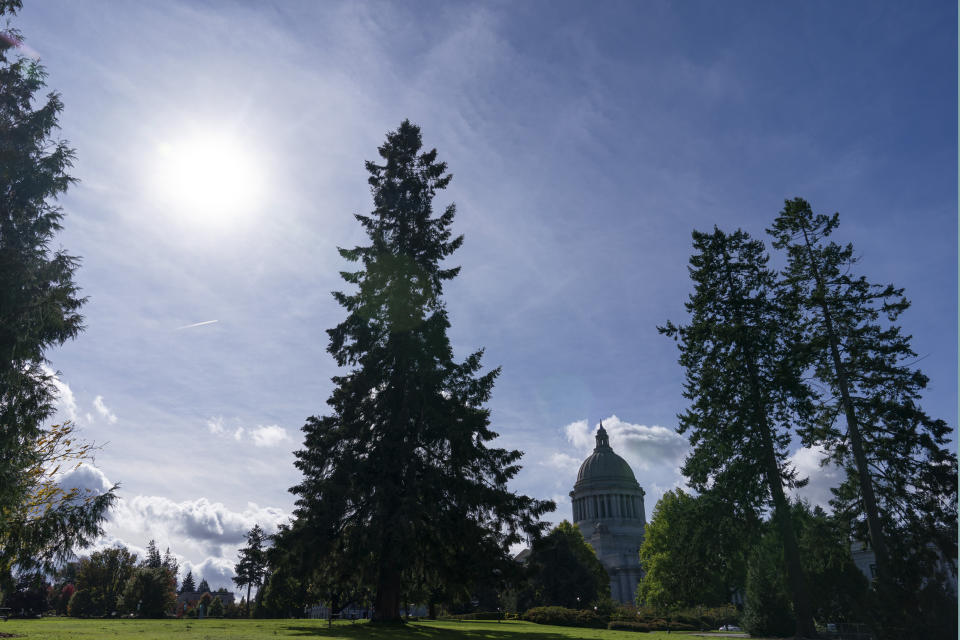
[152, 132, 264, 227]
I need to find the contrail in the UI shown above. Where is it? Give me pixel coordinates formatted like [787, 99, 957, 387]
[176, 320, 219, 330]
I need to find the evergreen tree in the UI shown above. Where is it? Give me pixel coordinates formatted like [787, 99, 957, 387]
[161, 548, 178, 581]
[741, 530, 796, 637]
[197, 578, 210, 594]
[769, 198, 958, 637]
[660, 228, 816, 637]
[289, 121, 552, 622]
[143, 540, 162, 568]
[180, 569, 196, 594]
[0, 1, 115, 589]
[233, 524, 269, 614]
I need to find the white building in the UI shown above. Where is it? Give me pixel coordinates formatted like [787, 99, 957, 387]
[569, 424, 646, 604]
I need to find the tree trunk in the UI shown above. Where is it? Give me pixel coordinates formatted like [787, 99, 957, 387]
[371, 566, 402, 623]
[759, 427, 817, 639]
[740, 325, 816, 638]
[799, 225, 890, 591]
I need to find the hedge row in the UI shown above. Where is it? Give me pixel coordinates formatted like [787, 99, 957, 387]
[609, 604, 739, 629]
[523, 606, 607, 628]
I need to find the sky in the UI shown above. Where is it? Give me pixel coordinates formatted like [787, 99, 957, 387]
[11, 1, 957, 591]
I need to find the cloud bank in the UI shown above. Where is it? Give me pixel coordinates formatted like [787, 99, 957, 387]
[59, 464, 288, 592]
[564, 414, 688, 471]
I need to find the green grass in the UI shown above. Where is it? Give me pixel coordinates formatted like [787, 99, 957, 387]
[0, 617, 728, 640]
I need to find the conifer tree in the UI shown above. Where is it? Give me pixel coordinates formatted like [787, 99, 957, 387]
[769, 198, 958, 636]
[0, 1, 114, 588]
[143, 540, 162, 568]
[660, 228, 816, 637]
[197, 578, 210, 594]
[233, 524, 269, 614]
[161, 547, 178, 582]
[180, 569, 196, 594]
[290, 121, 552, 622]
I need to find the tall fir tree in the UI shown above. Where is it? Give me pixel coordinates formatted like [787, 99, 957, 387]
[232, 524, 269, 615]
[769, 198, 958, 637]
[0, 1, 114, 589]
[289, 121, 552, 622]
[660, 228, 816, 637]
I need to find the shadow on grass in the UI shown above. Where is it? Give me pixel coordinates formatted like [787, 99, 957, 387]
[283, 622, 574, 639]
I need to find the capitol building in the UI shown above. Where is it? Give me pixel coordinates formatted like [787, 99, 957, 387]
[569, 424, 647, 603]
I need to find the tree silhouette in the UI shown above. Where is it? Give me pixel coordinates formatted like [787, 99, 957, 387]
[289, 121, 552, 622]
[661, 228, 815, 637]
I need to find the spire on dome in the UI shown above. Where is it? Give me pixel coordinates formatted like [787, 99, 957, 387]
[595, 422, 610, 450]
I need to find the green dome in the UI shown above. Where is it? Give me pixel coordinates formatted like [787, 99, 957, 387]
[575, 425, 638, 484]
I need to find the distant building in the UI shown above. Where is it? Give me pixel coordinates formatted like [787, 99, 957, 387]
[569, 424, 646, 604]
[851, 538, 958, 595]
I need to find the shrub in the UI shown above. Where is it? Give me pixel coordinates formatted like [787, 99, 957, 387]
[742, 535, 795, 637]
[609, 604, 640, 622]
[608, 621, 651, 632]
[523, 606, 606, 628]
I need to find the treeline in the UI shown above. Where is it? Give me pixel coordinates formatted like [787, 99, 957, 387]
[1, 539, 238, 619]
[647, 200, 957, 639]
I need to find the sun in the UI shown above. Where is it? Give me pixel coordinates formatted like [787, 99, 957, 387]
[152, 131, 264, 227]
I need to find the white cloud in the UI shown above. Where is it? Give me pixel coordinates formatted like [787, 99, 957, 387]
[204, 419, 289, 448]
[57, 462, 114, 495]
[41, 364, 79, 425]
[113, 496, 286, 547]
[788, 445, 843, 510]
[93, 395, 118, 423]
[180, 556, 237, 592]
[563, 419, 593, 450]
[206, 416, 225, 434]
[249, 425, 290, 448]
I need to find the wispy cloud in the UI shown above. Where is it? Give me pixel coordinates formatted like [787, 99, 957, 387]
[176, 320, 219, 330]
[93, 395, 118, 424]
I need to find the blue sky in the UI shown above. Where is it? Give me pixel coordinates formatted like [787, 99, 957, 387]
[14, 1, 956, 590]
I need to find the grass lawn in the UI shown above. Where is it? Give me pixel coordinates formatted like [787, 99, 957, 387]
[0, 618, 738, 640]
